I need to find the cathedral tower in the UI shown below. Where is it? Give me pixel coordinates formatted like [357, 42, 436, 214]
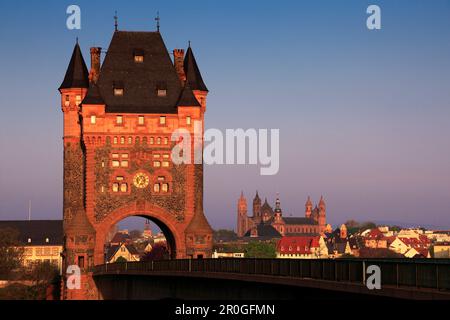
[237, 192, 248, 237]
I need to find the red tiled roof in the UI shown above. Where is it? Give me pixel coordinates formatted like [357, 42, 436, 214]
[277, 236, 320, 254]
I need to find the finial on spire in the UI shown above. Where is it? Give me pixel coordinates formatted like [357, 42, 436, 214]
[155, 11, 160, 32]
[76, 37, 79, 44]
[114, 11, 118, 31]
[188, 40, 191, 48]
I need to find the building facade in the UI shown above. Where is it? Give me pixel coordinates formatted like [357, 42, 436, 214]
[237, 192, 327, 238]
[59, 27, 213, 299]
[0, 220, 63, 272]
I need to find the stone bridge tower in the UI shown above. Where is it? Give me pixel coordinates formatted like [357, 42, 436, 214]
[59, 29, 213, 299]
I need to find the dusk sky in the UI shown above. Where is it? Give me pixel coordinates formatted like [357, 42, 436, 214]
[0, 0, 449, 230]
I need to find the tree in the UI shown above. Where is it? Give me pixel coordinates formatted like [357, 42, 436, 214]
[0, 228, 24, 279]
[244, 241, 276, 258]
[26, 261, 60, 300]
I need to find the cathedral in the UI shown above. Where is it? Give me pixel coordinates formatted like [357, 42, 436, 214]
[237, 192, 329, 238]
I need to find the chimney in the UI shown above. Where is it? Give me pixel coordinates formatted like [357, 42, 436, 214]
[173, 49, 186, 84]
[89, 47, 102, 84]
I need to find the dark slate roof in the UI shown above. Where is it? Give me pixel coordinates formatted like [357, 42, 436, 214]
[110, 232, 131, 244]
[243, 223, 281, 238]
[106, 244, 140, 262]
[82, 83, 104, 105]
[0, 220, 63, 246]
[97, 31, 182, 114]
[177, 83, 200, 107]
[59, 43, 90, 90]
[184, 47, 208, 92]
[283, 217, 318, 225]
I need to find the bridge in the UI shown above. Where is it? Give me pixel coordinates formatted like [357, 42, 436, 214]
[92, 258, 450, 300]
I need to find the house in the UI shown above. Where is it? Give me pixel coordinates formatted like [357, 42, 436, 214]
[431, 242, 450, 258]
[276, 236, 328, 259]
[363, 228, 388, 248]
[389, 236, 431, 258]
[0, 220, 63, 272]
[106, 243, 140, 263]
[109, 231, 132, 246]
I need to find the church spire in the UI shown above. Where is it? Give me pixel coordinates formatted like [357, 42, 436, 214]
[59, 41, 89, 90]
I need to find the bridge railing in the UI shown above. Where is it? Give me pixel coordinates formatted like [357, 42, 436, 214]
[94, 258, 450, 291]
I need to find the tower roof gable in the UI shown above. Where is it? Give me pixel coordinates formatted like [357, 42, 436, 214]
[97, 31, 182, 113]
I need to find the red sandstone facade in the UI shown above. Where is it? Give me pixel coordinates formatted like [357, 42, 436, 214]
[59, 29, 212, 299]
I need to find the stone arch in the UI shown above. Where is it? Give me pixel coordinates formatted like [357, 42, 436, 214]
[93, 201, 185, 265]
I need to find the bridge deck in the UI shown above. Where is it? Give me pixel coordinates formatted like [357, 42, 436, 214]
[93, 258, 450, 300]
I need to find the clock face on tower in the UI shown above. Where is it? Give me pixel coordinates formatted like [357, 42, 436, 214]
[133, 172, 149, 189]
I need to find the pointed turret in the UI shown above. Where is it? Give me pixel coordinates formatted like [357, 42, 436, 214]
[177, 83, 201, 107]
[184, 46, 208, 92]
[319, 196, 326, 211]
[305, 196, 313, 218]
[59, 42, 89, 90]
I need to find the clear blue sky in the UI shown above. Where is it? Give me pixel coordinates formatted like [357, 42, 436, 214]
[0, 0, 449, 230]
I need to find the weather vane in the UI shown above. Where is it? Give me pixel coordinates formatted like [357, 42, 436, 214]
[114, 11, 118, 31]
[155, 11, 160, 32]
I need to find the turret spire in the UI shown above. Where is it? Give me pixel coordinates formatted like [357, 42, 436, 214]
[59, 41, 90, 90]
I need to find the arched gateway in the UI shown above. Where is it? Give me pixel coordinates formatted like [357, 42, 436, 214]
[59, 29, 213, 300]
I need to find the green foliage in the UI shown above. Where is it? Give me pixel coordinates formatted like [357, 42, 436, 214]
[0, 228, 24, 279]
[244, 241, 277, 258]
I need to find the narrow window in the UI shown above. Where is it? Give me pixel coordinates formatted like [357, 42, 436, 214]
[138, 116, 145, 125]
[153, 183, 160, 193]
[113, 137, 118, 144]
[150, 137, 154, 145]
[112, 183, 119, 192]
[116, 116, 123, 124]
[90, 115, 96, 124]
[186, 116, 191, 126]
[159, 116, 166, 125]
[120, 137, 125, 144]
[162, 183, 169, 193]
[120, 183, 128, 192]
[164, 137, 169, 145]
[157, 137, 161, 145]
[78, 256, 85, 268]
[75, 95, 82, 106]
[65, 95, 70, 107]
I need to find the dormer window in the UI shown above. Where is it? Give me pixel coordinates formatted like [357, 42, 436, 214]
[156, 82, 167, 97]
[113, 81, 124, 96]
[134, 55, 144, 63]
[134, 49, 144, 63]
[114, 88, 124, 96]
[116, 116, 123, 125]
